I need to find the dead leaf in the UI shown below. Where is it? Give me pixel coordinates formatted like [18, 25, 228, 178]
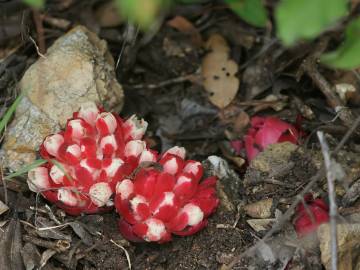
[201, 34, 240, 109]
[0, 200, 9, 216]
[167, 16, 203, 47]
[247, 218, 275, 232]
[233, 110, 250, 134]
[21, 243, 41, 270]
[253, 94, 288, 113]
[94, 1, 123, 27]
[0, 218, 24, 270]
[318, 223, 360, 270]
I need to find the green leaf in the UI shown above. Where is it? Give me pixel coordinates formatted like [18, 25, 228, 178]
[23, 0, 44, 8]
[225, 0, 268, 28]
[321, 18, 360, 69]
[0, 92, 24, 136]
[4, 159, 47, 180]
[275, 0, 348, 46]
[115, 0, 169, 29]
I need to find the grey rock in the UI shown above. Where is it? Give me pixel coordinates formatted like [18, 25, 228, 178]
[1, 25, 124, 171]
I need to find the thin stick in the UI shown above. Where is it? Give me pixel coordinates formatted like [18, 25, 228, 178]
[127, 73, 200, 89]
[317, 131, 338, 270]
[224, 115, 360, 269]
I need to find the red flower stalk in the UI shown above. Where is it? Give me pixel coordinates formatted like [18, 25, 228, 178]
[27, 102, 154, 215]
[115, 148, 219, 243]
[244, 116, 300, 161]
[293, 194, 329, 236]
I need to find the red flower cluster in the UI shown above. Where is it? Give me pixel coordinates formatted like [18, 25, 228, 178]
[27, 102, 219, 242]
[27, 102, 152, 215]
[245, 116, 299, 161]
[293, 194, 329, 236]
[115, 149, 219, 243]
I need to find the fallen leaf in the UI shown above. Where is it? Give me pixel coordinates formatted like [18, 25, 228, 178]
[318, 223, 360, 270]
[0, 218, 24, 270]
[201, 34, 240, 108]
[94, 1, 123, 27]
[167, 15, 203, 47]
[247, 218, 275, 232]
[0, 200, 9, 216]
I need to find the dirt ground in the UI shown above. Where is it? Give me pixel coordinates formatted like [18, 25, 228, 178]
[1, 1, 360, 270]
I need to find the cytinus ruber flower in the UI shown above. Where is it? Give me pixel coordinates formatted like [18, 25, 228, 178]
[115, 147, 219, 243]
[27, 102, 155, 215]
[293, 194, 329, 236]
[244, 116, 300, 161]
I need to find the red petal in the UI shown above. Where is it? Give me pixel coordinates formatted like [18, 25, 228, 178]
[118, 219, 144, 242]
[152, 172, 176, 198]
[153, 204, 179, 223]
[133, 223, 148, 239]
[173, 220, 208, 236]
[244, 135, 260, 162]
[136, 203, 151, 221]
[115, 196, 137, 224]
[167, 212, 189, 232]
[133, 169, 158, 200]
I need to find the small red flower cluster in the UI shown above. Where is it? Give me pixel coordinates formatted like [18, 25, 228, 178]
[244, 116, 299, 161]
[294, 194, 329, 236]
[27, 102, 219, 242]
[115, 149, 218, 243]
[28, 102, 153, 215]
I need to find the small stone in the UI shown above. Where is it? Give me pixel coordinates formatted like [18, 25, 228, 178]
[244, 198, 273, 219]
[203, 156, 242, 212]
[250, 142, 298, 173]
[1, 26, 124, 171]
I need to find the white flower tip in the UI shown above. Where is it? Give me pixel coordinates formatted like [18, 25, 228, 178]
[124, 140, 146, 158]
[27, 167, 50, 192]
[68, 119, 86, 139]
[58, 189, 78, 206]
[66, 144, 81, 158]
[182, 203, 204, 226]
[104, 158, 124, 177]
[96, 112, 117, 134]
[139, 150, 156, 163]
[163, 157, 179, 175]
[175, 175, 192, 187]
[124, 115, 148, 140]
[78, 102, 99, 125]
[44, 134, 64, 157]
[50, 164, 65, 184]
[116, 179, 134, 200]
[183, 161, 201, 175]
[164, 146, 186, 159]
[145, 218, 166, 242]
[89, 182, 112, 207]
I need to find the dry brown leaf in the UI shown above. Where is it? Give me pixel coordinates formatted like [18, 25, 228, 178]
[233, 110, 250, 134]
[253, 94, 288, 113]
[201, 34, 240, 109]
[167, 16, 203, 47]
[95, 1, 123, 27]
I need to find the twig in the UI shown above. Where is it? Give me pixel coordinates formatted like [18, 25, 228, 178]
[302, 48, 357, 132]
[95, 231, 132, 270]
[317, 131, 338, 270]
[223, 114, 360, 269]
[32, 9, 46, 55]
[0, 162, 8, 205]
[126, 73, 200, 89]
